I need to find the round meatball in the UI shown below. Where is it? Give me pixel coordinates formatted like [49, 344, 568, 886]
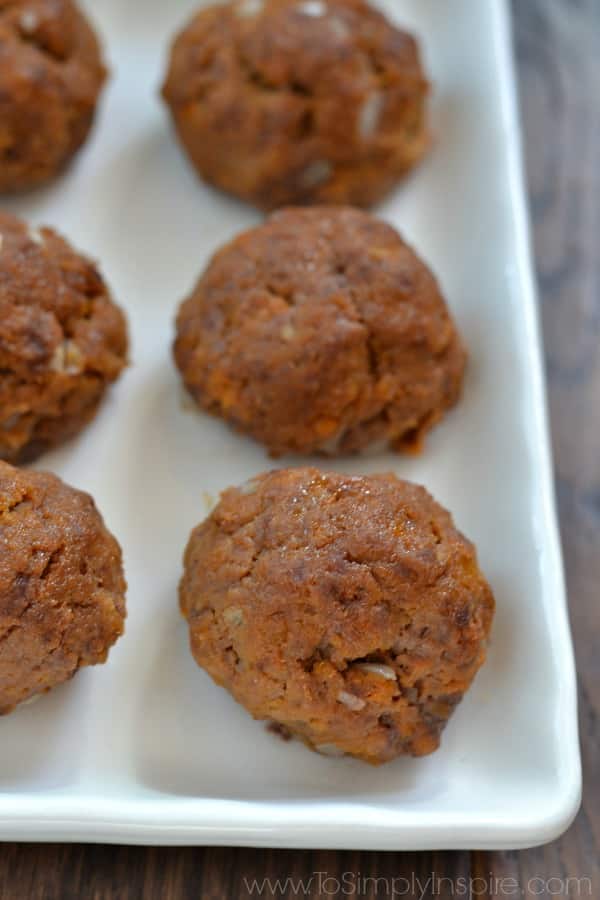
[0, 461, 126, 714]
[162, 0, 429, 209]
[180, 469, 494, 764]
[0, 0, 106, 192]
[174, 207, 465, 456]
[0, 212, 128, 463]
[180, 468, 495, 764]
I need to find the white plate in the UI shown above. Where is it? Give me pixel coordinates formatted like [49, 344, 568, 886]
[0, 0, 581, 849]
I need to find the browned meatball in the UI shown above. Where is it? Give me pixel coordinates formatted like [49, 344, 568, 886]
[162, 0, 429, 209]
[0, 212, 128, 464]
[180, 468, 494, 764]
[0, 461, 126, 714]
[174, 207, 465, 457]
[0, 0, 106, 192]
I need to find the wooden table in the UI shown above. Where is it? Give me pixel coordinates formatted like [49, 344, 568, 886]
[1, 1, 598, 896]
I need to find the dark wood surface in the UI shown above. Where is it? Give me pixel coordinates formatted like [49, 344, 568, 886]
[1, 1, 598, 897]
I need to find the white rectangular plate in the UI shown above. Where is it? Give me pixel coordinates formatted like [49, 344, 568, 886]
[0, 0, 581, 850]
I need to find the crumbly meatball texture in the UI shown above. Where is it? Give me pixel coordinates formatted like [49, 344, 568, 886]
[0, 212, 128, 463]
[0, 461, 126, 714]
[0, 0, 106, 192]
[174, 207, 466, 457]
[162, 0, 429, 209]
[180, 468, 495, 764]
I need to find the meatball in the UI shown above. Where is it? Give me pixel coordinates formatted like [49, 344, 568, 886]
[174, 206, 465, 457]
[0, 0, 106, 192]
[180, 468, 495, 764]
[0, 461, 126, 714]
[0, 212, 128, 463]
[162, 0, 429, 209]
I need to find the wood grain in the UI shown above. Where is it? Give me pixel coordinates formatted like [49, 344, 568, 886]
[0, 0, 598, 897]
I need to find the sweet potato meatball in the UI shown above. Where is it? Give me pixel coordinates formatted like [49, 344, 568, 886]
[162, 0, 429, 209]
[0, 461, 126, 714]
[180, 468, 495, 764]
[0, 0, 107, 192]
[174, 207, 465, 456]
[0, 212, 128, 463]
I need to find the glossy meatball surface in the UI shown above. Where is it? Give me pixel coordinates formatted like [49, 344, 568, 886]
[0, 212, 128, 463]
[162, 0, 429, 209]
[0, 461, 126, 714]
[174, 206, 465, 457]
[0, 0, 106, 191]
[180, 468, 494, 764]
